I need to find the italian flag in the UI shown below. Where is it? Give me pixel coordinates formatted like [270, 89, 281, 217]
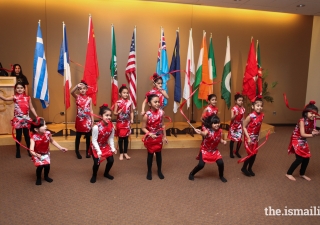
[221, 36, 231, 109]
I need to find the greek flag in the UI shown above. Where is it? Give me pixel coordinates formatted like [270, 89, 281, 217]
[33, 22, 49, 108]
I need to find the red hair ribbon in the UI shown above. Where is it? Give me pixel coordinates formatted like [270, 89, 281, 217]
[100, 103, 108, 108]
[251, 95, 263, 102]
[237, 131, 271, 164]
[31, 117, 42, 126]
[179, 80, 220, 129]
[236, 92, 241, 95]
[308, 100, 316, 105]
[121, 84, 126, 87]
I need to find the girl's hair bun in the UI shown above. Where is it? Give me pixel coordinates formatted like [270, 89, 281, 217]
[309, 100, 316, 105]
[80, 80, 88, 86]
[100, 103, 108, 108]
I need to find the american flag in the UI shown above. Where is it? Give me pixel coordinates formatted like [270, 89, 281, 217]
[125, 28, 137, 109]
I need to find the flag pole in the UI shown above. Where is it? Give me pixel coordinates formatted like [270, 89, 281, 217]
[134, 26, 139, 138]
[190, 28, 195, 124]
[111, 24, 113, 106]
[210, 33, 214, 93]
[159, 26, 162, 72]
[63, 21, 68, 139]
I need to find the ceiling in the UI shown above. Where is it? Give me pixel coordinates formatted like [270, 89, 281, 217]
[142, 0, 320, 16]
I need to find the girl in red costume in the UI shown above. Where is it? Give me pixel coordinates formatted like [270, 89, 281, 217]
[189, 115, 228, 183]
[0, 82, 38, 158]
[71, 80, 94, 159]
[286, 101, 319, 181]
[29, 117, 68, 185]
[241, 96, 264, 177]
[140, 73, 169, 116]
[89, 104, 117, 183]
[228, 93, 245, 158]
[201, 94, 218, 125]
[114, 84, 133, 160]
[141, 94, 168, 180]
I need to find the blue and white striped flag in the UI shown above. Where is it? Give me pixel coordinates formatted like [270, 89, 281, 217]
[33, 21, 49, 108]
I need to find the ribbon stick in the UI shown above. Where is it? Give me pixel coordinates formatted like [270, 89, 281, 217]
[70, 59, 85, 68]
[237, 130, 270, 163]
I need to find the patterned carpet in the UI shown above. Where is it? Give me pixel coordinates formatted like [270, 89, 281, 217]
[0, 126, 319, 224]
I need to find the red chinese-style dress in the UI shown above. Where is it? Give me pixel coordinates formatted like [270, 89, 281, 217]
[115, 99, 132, 137]
[75, 95, 92, 132]
[228, 105, 245, 141]
[287, 118, 314, 158]
[196, 128, 223, 163]
[11, 93, 32, 129]
[143, 109, 164, 153]
[145, 88, 164, 108]
[31, 131, 51, 167]
[89, 120, 115, 161]
[201, 105, 219, 130]
[244, 111, 264, 156]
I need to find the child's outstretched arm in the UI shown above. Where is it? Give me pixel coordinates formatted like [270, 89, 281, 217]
[194, 128, 208, 137]
[0, 94, 13, 101]
[29, 98, 38, 117]
[49, 136, 67, 152]
[299, 120, 319, 138]
[108, 128, 117, 154]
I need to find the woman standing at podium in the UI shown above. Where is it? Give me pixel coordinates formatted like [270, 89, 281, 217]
[10, 64, 29, 96]
[0, 82, 38, 158]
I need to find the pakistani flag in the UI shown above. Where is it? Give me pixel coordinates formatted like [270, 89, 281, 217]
[221, 36, 231, 109]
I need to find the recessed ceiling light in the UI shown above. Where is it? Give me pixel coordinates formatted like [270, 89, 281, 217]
[297, 4, 305, 7]
[234, 0, 241, 2]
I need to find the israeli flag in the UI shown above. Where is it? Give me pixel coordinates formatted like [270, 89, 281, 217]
[33, 22, 49, 108]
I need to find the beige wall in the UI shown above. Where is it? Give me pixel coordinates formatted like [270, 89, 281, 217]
[306, 16, 320, 127]
[0, 0, 313, 124]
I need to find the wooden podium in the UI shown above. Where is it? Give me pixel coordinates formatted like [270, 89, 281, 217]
[0, 77, 16, 134]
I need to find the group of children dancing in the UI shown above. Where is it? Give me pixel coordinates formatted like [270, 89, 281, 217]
[1, 67, 319, 185]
